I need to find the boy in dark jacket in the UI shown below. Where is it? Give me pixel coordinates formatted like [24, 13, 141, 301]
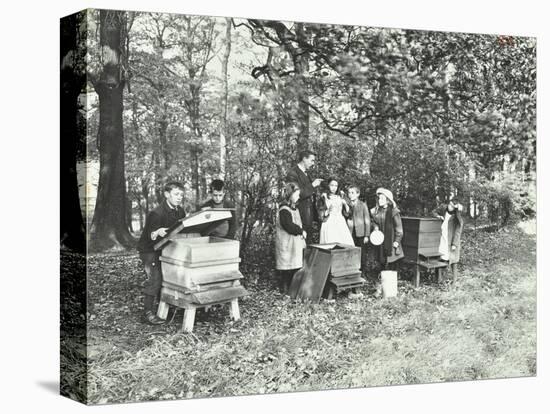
[137, 182, 186, 325]
[199, 179, 237, 239]
[345, 186, 371, 273]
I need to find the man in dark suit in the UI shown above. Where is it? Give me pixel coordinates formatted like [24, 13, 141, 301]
[200, 179, 237, 239]
[137, 182, 186, 325]
[285, 150, 323, 244]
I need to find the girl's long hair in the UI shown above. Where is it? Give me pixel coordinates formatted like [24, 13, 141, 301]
[282, 182, 301, 207]
[324, 177, 340, 196]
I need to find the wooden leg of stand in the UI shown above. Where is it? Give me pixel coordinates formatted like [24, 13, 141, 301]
[229, 298, 240, 321]
[415, 264, 420, 288]
[157, 301, 169, 320]
[182, 305, 197, 333]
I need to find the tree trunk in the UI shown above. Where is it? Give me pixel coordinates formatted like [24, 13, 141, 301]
[158, 104, 169, 173]
[200, 175, 208, 201]
[126, 190, 134, 233]
[189, 84, 203, 208]
[89, 10, 135, 251]
[220, 18, 232, 178]
[191, 147, 201, 209]
[60, 12, 86, 252]
[141, 176, 150, 218]
[144, 185, 150, 221]
[137, 192, 143, 231]
[294, 23, 310, 153]
[240, 204, 251, 254]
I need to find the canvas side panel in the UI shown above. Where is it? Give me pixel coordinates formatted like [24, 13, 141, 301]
[60, 9, 88, 405]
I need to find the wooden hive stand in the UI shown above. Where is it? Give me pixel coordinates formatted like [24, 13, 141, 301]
[412, 257, 449, 287]
[157, 283, 247, 333]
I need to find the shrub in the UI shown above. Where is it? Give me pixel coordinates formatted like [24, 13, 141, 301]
[468, 174, 535, 227]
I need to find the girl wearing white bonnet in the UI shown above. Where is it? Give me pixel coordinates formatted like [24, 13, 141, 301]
[370, 188, 405, 285]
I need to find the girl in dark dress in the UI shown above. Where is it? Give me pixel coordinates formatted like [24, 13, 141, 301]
[370, 188, 404, 296]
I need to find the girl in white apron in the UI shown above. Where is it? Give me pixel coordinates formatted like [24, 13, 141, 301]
[275, 182, 307, 294]
[436, 198, 464, 283]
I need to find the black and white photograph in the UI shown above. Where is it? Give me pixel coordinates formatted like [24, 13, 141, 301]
[55, 1, 540, 408]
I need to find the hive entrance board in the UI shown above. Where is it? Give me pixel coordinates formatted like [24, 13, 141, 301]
[288, 243, 359, 302]
[288, 247, 332, 302]
[154, 208, 234, 250]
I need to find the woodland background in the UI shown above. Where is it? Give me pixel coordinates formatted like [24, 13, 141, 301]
[58, 8, 537, 404]
[60, 9, 536, 253]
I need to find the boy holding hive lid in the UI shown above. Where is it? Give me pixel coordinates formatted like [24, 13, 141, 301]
[137, 181, 187, 325]
[200, 179, 237, 239]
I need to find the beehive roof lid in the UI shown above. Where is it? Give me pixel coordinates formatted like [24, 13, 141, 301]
[153, 208, 234, 250]
[401, 216, 441, 220]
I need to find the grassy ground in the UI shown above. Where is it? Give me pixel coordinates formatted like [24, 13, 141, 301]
[67, 221, 535, 404]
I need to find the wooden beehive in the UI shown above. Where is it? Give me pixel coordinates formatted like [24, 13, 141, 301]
[289, 243, 364, 301]
[319, 244, 364, 297]
[159, 235, 242, 292]
[401, 217, 442, 262]
[401, 217, 448, 287]
[315, 243, 361, 275]
[152, 209, 249, 331]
